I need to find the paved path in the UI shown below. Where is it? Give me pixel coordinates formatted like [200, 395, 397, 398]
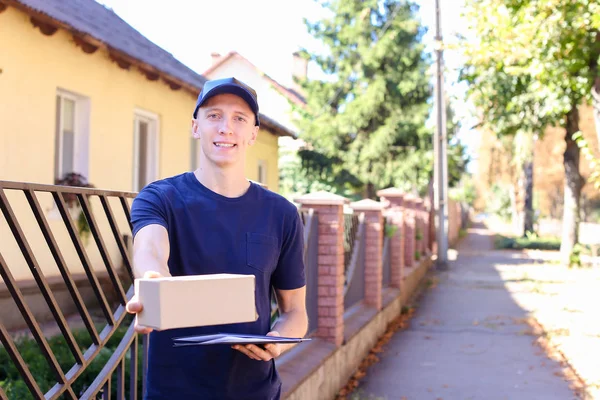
[355, 222, 579, 400]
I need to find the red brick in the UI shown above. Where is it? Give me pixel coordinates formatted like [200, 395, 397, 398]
[321, 275, 340, 286]
[320, 317, 337, 327]
[319, 234, 338, 245]
[319, 255, 337, 265]
[319, 296, 338, 306]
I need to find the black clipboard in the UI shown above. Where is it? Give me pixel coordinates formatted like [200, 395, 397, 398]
[172, 333, 311, 347]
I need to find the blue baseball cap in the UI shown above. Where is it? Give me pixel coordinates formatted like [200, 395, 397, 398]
[193, 77, 260, 126]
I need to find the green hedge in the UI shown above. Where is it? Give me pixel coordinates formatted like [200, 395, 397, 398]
[0, 324, 144, 399]
[493, 234, 561, 251]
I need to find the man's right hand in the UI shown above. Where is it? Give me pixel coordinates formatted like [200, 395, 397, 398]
[126, 271, 163, 334]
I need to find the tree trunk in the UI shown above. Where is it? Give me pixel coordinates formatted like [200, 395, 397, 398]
[560, 106, 583, 265]
[523, 160, 534, 236]
[366, 182, 376, 199]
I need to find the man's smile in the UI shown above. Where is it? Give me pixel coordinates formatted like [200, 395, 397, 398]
[214, 142, 236, 148]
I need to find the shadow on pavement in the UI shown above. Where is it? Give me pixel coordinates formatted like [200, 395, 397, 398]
[352, 222, 583, 400]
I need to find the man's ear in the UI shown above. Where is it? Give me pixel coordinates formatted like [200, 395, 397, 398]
[248, 126, 259, 146]
[191, 119, 200, 139]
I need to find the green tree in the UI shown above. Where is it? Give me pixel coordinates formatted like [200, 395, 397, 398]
[460, 0, 600, 264]
[293, 0, 435, 199]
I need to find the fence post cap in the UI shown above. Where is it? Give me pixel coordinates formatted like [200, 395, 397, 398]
[294, 191, 349, 205]
[375, 187, 405, 197]
[350, 198, 384, 211]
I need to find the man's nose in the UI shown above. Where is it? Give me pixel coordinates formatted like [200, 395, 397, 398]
[218, 117, 233, 135]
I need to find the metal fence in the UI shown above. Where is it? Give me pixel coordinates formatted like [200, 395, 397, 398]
[381, 216, 392, 287]
[343, 213, 365, 310]
[300, 209, 319, 335]
[343, 212, 359, 276]
[0, 180, 144, 399]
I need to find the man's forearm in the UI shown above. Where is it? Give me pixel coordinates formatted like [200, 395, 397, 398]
[271, 309, 308, 352]
[133, 249, 171, 278]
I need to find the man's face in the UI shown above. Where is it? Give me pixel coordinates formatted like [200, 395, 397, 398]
[192, 93, 259, 169]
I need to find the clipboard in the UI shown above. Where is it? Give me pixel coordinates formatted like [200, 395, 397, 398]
[172, 333, 311, 347]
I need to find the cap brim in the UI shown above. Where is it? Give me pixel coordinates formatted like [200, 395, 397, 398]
[196, 84, 259, 122]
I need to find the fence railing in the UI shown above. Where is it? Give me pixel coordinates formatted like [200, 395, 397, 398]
[0, 180, 144, 399]
[343, 212, 365, 310]
[381, 216, 392, 287]
[300, 209, 319, 335]
[343, 212, 359, 275]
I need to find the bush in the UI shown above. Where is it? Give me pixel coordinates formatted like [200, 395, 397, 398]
[493, 234, 561, 251]
[0, 325, 144, 399]
[486, 184, 513, 222]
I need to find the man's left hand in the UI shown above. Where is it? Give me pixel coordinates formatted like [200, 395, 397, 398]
[232, 331, 282, 361]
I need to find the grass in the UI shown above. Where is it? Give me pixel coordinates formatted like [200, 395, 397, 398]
[493, 234, 561, 251]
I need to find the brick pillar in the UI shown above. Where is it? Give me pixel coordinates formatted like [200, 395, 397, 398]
[295, 191, 347, 346]
[376, 188, 405, 289]
[350, 199, 383, 310]
[403, 195, 416, 268]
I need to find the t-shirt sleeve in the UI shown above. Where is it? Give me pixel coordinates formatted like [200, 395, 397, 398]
[130, 184, 169, 239]
[271, 209, 306, 290]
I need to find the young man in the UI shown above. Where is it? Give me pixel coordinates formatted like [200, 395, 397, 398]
[125, 77, 308, 400]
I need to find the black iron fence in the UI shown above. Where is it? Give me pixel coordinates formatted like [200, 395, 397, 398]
[382, 216, 392, 287]
[343, 213, 365, 310]
[343, 212, 359, 276]
[300, 209, 319, 335]
[0, 180, 143, 399]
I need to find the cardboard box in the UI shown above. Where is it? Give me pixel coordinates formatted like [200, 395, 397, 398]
[135, 273, 257, 330]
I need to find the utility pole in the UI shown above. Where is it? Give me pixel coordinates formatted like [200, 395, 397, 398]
[434, 0, 449, 269]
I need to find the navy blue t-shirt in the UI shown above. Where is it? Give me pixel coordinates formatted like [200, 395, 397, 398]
[130, 172, 306, 400]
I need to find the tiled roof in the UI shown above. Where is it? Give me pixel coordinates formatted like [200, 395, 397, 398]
[10, 0, 206, 89]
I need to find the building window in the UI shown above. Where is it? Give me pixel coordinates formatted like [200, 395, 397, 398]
[133, 109, 159, 191]
[257, 160, 267, 185]
[54, 90, 90, 181]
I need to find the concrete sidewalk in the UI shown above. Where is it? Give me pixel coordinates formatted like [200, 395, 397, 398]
[354, 222, 579, 400]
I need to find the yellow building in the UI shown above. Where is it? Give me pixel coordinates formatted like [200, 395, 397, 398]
[0, 0, 293, 192]
[0, 0, 294, 330]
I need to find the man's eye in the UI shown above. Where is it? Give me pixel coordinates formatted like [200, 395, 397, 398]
[208, 113, 219, 119]
[236, 116, 247, 122]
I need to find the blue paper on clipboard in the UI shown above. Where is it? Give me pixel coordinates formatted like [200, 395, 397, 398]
[172, 333, 311, 347]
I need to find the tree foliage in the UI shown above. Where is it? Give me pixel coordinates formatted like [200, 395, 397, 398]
[459, 0, 600, 263]
[288, 0, 467, 199]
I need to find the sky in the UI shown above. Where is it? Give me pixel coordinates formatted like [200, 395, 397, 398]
[94, 0, 479, 171]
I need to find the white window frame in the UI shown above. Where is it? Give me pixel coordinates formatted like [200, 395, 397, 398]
[55, 89, 90, 181]
[257, 159, 268, 185]
[132, 108, 160, 191]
